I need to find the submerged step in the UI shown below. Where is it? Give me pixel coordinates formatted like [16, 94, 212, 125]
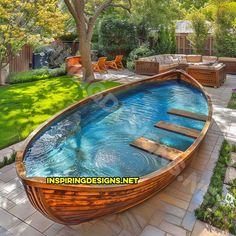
[155, 121, 200, 139]
[168, 108, 207, 122]
[130, 137, 183, 161]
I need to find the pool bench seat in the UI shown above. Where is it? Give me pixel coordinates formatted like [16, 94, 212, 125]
[155, 121, 200, 139]
[130, 137, 183, 161]
[168, 109, 207, 122]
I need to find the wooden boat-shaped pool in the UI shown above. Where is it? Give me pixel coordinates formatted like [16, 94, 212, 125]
[16, 70, 212, 225]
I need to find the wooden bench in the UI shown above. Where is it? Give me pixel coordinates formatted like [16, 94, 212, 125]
[168, 109, 207, 122]
[130, 137, 183, 161]
[155, 121, 200, 139]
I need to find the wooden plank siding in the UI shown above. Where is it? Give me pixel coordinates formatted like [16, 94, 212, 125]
[9, 45, 33, 73]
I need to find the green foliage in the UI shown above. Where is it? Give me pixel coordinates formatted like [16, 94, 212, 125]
[59, 33, 78, 42]
[135, 22, 149, 45]
[0, 0, 68, 69]
[0, 153, 16, 169]
[195, 140, 236, 235]
[148, 25, 176, 54]
[0, 77, 120, 149]
[99, 16, 138, 57]
[187, 12, 209, 54]
[179, 0, 209, 9]
[132, 0, 183, 27]
[127, 44, 155, 71]
[228, 92, 236, 109]
[213, 1, 236, 57]
[7, 66, 66, 84]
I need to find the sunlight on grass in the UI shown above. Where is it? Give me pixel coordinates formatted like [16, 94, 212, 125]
[0, 76, 120, 149]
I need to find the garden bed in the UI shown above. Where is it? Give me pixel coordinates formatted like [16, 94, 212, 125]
[228, 91, 236, 109]
[195, 140, 236, 235]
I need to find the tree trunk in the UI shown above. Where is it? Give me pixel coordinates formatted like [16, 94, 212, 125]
[0, 62, 10, 86]
[79, 39, 95, 82]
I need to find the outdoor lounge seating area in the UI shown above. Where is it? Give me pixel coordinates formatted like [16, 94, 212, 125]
[135, 54, 235, 87]
[135, 54, 236, 75]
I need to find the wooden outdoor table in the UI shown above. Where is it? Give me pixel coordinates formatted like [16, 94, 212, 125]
[186, 63, 226, 88]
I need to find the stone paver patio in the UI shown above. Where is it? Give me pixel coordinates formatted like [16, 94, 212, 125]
[0, 73, 236, 236]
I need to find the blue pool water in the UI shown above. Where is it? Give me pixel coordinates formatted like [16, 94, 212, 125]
[24, 80, 209, 177]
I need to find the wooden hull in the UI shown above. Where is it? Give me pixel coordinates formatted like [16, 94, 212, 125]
[16, 70, 213, 225]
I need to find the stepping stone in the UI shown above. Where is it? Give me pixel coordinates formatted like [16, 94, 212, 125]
[222, 184, 235, 206]
[224, 167, 236, 185]
[229, 152, 236, 167]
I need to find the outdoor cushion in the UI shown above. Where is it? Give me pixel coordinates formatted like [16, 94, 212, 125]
[202, 56, 218, 62]
[186, 55, 202, 63]
[218, 57, 236, 62]
[172, 54, 187, 63]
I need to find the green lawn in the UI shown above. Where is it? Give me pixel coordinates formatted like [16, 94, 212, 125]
[228, 92, 236, 109]
[0, 76, 120, 149]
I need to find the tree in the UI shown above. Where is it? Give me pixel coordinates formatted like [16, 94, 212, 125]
[0, 0, 67, 85]
[148, 25, 176, 54]
[202, 0, 236, 56]
[131, 0, 183, 28]
[64, 0, 131, 82]
[214, 1, 236, 56]
[187, 12, 209, 54]
[99, 16, 138, 57]
[179, 0, 209, 10]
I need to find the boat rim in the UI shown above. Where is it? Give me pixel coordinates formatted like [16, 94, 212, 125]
[15, 69, 213, 189]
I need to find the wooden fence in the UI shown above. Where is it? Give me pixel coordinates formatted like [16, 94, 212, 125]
[176, 33, 214, 55]
[9, 45, 33, 73]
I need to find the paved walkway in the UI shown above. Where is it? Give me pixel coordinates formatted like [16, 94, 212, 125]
[0, 74, 236, 236]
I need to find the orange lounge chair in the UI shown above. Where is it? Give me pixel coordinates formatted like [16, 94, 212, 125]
[92, 57, 108, 73]
[65, 56, 82, 75]
[105, 55, 124, 70]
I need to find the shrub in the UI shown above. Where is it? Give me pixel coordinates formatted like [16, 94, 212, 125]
[7, 65, 66, 84]
[99, 16, 138, 58]
[0, 153, 16, 169]
[148, 24, 176, 54]
[214, 3, 236, 57]
[187, 12, 209, 54]
[195, 140, 236, 234]
[127, 44, 155, 71]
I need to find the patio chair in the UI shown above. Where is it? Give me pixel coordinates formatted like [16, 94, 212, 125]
[105, 55, 124, 70]
[65, 56, 82, 75]
[93, 57, 108, 73]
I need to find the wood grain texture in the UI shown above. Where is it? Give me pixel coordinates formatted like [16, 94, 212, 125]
[218, 57, 236, 74]
[130, 137, 183, 161]
[186, 64, 226, 88]
[155, 121, 200, 139]
[168, 108, 208, 122]
[15, 70, 213, 225]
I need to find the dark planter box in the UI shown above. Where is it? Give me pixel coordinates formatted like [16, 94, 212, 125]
[32, 53, 49, 69]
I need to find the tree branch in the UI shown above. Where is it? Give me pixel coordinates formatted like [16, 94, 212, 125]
[64, 0, 80, 26]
